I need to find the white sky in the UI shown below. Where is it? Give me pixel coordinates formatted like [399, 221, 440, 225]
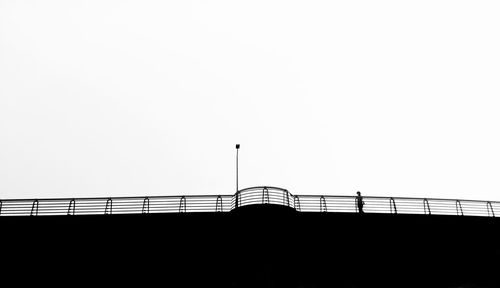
[1, 0, 500, 201]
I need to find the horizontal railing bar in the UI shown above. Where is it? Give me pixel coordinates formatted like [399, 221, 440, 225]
[0, 195, 227, 202]
[299, 195, 498, 204]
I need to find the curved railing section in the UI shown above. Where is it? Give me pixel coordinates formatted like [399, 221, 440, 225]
[0, 186, 498, 217]
[232, 186, 294, 210]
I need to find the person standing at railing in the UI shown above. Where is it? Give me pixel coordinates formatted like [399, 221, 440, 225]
[356, 191, 365, 213]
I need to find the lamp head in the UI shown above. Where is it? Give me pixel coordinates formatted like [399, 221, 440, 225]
[236, 144, 240, 149]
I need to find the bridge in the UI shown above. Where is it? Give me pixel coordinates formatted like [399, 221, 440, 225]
[1, 186, 499, 287]
[1, 186, 498, 217]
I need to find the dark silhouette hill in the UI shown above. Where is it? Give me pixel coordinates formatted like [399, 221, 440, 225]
[1, 204, 499, 287]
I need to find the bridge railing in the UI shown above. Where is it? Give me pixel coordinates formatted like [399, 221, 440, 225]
[0, 188, 498, 217]
[0, 195, 233, 216]
[295, 195, 499, 217]
[232, 186, 294, 210]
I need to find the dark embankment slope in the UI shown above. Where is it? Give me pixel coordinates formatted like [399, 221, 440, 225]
[1, 205, 499, 287]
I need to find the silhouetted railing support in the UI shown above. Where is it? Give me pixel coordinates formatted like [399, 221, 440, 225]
[283, 190, 290, 207]
[179, 196, 187, 213]
[216, 195, 223, 212]
[456, 200, 464, 216]
[390, 197, 397, 214]
[262, 187, 269, 204]
[67, 199, 76, 216]
[423, 199, 431, 215]
[487, 202, 495, 217]
[234, 192, 239, 209]
[105, 198, 112, 215]
[0, 200, 2, 216]
[320, 196, 327, 212]
[294, 196, 301, 212]
[30, 199, 39, 216]
[142, 197, 150, 214]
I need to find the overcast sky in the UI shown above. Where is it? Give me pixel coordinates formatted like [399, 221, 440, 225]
[1, 0, 500, 201]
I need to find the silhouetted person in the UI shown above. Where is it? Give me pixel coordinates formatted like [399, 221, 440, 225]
[356, 191, 364, 213]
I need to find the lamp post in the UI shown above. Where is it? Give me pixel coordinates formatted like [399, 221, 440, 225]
[235, 144, 240, 208]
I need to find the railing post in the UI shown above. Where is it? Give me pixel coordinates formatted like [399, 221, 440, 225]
[262, 187, 269, 204]
[455, 200, 464, 216]
[142, 197, 150, 214]
[105, 198, 112, 215]
[0, 200, 2, 216]
[487, 202, 495, 217]
[216, 195, 223, 212]
[283, 190, 290, 207]
[294, 196, 301, 212]
[238, 192, 241, 208]
[30, 199, 39, 216]
[234, 192, 239, 209]
[179, 196, 186, 213]
[67, 199, 76, 216]
[390, 198, 397, 214]
[423, 198, 431, 215]
[320, 196, 327, 213]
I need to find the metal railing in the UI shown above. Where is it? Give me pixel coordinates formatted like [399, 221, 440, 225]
[295, 195, 499, 217]
[232, 186, 294, 210]
[0, 186, 498, 217]
[0, 195, 233, 216]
